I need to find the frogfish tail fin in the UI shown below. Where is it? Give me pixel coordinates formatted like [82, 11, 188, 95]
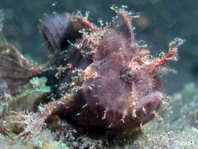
[0, 43, 34, 96]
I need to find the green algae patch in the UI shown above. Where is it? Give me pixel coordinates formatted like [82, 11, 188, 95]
[9, 77, 51, 111]
[42, 141, 69, 149]
[16, 77, 51, 99]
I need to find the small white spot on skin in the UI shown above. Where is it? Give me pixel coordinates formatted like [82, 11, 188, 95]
[130, 101, 137, 118]
[142, 107, 147, 114]
[132, 109, 137, 118]
[102, 109, 107, 120]
[121, 117, 125, 123]
[38, 105, 45, 112]
[82, 104, 88, 108]
[108, 123, 113, 128]
[71, 82, 75, 86]
[76, 112, 81, 116]
[121, 111, 127, 123]
[130, 101, 137, 107]
[88, 86, 93, 90]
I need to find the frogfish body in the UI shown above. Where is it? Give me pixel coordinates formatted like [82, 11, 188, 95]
[0, 8, 183, 134]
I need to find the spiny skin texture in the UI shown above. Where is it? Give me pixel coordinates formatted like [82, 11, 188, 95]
[71, 11, 163, 128]
[0, 8, 182, 139]
[35, 9, 166, 130]
[37, 10, 164, 129]
[35, 13, 95, 100]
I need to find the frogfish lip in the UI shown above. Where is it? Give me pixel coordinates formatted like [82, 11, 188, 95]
[135, 91, 164, 124]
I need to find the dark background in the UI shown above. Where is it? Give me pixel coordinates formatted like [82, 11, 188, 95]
[0, 0, 198, 94]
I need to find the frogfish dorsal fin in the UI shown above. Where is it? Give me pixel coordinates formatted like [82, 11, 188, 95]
[111, 8, 136, 42]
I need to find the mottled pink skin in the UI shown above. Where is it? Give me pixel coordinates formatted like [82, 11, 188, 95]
[0, 9, 179, 141]
[72, 11, 164, 129]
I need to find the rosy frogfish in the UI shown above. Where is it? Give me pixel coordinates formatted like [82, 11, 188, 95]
[0, 8, 184, 138]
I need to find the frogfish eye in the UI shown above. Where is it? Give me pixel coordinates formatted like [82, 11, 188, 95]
[121, 69, 135, 81]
